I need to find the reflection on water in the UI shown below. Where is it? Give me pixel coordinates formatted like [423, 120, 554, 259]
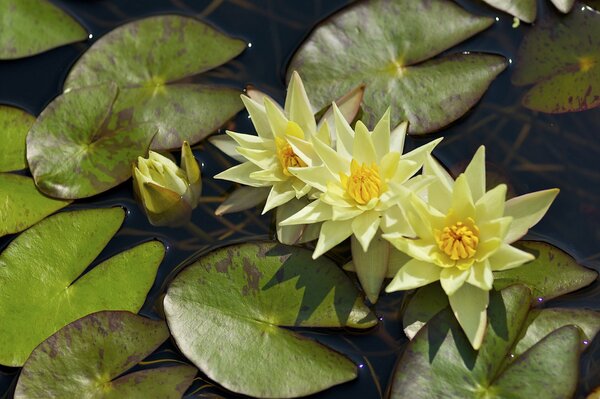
[0, 0, 598, 398]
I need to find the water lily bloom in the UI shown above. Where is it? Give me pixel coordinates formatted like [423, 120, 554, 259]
[383, 146, 559, 349]
[133, 141, 201, 227]
[280, 106, 441, 302]
[212, 72, 363, 244]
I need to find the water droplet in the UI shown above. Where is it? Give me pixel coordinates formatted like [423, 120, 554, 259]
[248, 42, 253, 48]
[495, 17, 500, 22]
[508, 59, 513, 64]
[583, 340, 590, 345]
[378, 316, 384, 321]
[358, 364, 364, 368]
[510, 354, 515, 358]
[88, 33, 93, 39]
[537, 297, 543, 303]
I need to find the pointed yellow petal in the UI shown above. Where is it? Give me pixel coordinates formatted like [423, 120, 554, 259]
[286, 136, 318, 166]
[314, 120, 332, 147]
[351, 233, 390, 303]
[241, 94, 273, 139]
[383, 233, 438, 264]
[385, 259, 441, 292]
[226, 130, 271, 150]
[390, 121, 408, 153]
[285, 71, 317, 136]
[380, 205, 414, 237]
[478, 216, 513, 243]
[351, 211, 381, 251]
[317, 84, 364, 147]
[214, 162, 267, 187]
[466, 260, 494, 290]
[236, 147, 277, 170]
[313, 219, 353, 258]
[371, 108, 390, 159]
[264, 97, 289, 138]
[464, 146, 486, 202]
[504, 188, 559, 243]
[450, 174, 475, 220]
[353, 121, 377, 165]
[263, 182, 296, 213]
[440, 267, 470, 296]
[141, 182, 180, 214]
[279, 199, 332, 225]
[488, 244, 535, 271]
[423, 155, 453, 214]
[312, 135, 347, 175]
[402, 137, 443, 170]
[333, 103, 354, 158]
[380, 151, 400, 179]
[475, 184, 507, 222]
[448, 283, 489, 350]
[249, 167, 286, 182]
[288, 165, 332, 192]
[180, 141, 200, 184]
[215, 186, 269, 215]
[208, 135, 245, 162]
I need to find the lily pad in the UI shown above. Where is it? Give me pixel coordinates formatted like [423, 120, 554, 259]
[288, 0, 506, 133]
[15, 311, 195, 399]
[512, 7, 600, 113]
[494, 241, 598, 304]
[27, 83, 155, 199]
[0, 173, 70, 237]
[391, 285, 583, 398]
[164, 242, 376, 398]
[0, 0, 87, 59]
[480, 0, 575, 23]
[64, 15, 245, 150]
[0, 106, 35, 172]
[0, 208, 165, 366]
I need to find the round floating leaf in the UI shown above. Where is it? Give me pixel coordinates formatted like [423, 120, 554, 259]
[494, 241, 598, 304]
[0, 106, 35, 172]
[64, 15, 246, 150]
[15, 311, 196, 399]
[288, 0, 506, 133]
[512, 7, 600, 113]
[164, 242, 376, 398]
[0, 208, 165, 366]
[0, 173, 70, 237]
[391, 285, 582, 398]
[0, 0, 87, 59]
[402, 283, 448, 340]
[27, 83, 155, 199]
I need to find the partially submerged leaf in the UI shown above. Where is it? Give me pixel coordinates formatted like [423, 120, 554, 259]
[27, 83, 155, 199]
[0, 173, 70, 237]
[494, 241, 598, 304]
[64, 15, 246, 150]
[0, 0, 87, 59]
[402, 283, 448, 339]
[288, 0, 506, 133]
[0, 106, 35, 172]
[15, 311, 196, 399]
[512, 7, 600, 113]
[0, 208, 165, 366]
[164, 242, 376, 398]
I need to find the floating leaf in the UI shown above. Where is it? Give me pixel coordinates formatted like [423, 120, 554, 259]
[391, 285, 582, 398]
[64, 15, 245, 150]
[480, 0, 575, 23]
[402, 283, 448, 340]
[0, 208, 165, 366]
[494, 241, 598, 304]
[512, 7, 600, 113]
[0, 106, 35, 172]
[288, 0, 506, 133]
[0, 173, 70, 237]
[164, 242, 376, 398]
[15, 311, 195, 399]
[0, 0, 87, 60]
[27, 83, 155, 199]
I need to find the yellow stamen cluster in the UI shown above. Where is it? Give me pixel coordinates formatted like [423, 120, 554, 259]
[275, 137, 306, 176]
[435, 218, 480, 261]
[341, 159, 382, 205]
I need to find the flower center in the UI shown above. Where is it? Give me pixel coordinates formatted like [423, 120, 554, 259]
[275, 137, 306, 176]
[435, 218, 480, 261]
[342, 159, 382, 205]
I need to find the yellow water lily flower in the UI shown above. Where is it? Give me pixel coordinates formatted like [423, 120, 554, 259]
[383, 146, 559, 349]
[280, 106, 441, 302]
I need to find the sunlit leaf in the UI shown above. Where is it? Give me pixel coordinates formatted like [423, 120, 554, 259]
[512, 7, 600, 113]
[27, 83, 155, 199]
[480, 0, 575, 23]
[64, 15, 246, 150]
[288, 0, 506, 133]
[0, 106, 35, 172]
[391, 285, 583, 398]
[0, 208, 165, 366]
[0, 0, 87, 59]
[15, 311, 195, 399]
[0, 173, 70, 237]
[164, 242, 376, 398]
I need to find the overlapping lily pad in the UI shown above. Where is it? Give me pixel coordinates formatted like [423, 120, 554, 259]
[0, 0, 87, 59]
[288, 0, 507, 133]
[164, 242, 376, 398]
[0, 105, 35, 172]
[0, 173, 70, 237]
[512, 7, 600, 113]
[27, 83, 155, 199]
[0, 208, 165, 366]
[64, 15, 245, 150]
[15, 311, 196, 399]
[391, 285, 595, 398]
[481, 0, 575, 23]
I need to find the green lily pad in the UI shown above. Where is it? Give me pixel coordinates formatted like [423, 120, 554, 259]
[512, 7, 600, 113]
[494, 241, 598, 304]
[64, 15, 245, 150]
[480, 0, 575, 23]
[0, 106, 35, 172]
[391, 285, 582, 398]
[0, 208, 165, 366]
[0, 173, 70, 237]
[27, 83, 155, 199]
[0, 0, 87, 59]
[402, 283, 448, 340]
[164, 242, 376, 398]
[288, 0, 506, 133]
[15, 311, 196, 399]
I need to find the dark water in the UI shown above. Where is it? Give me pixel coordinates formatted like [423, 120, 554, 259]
[0, 0, 599, 398]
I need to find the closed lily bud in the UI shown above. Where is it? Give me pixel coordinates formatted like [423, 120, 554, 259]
[133, 141, 201, 227]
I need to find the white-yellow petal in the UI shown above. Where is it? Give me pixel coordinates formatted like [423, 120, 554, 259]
[351, 211, 381, 251]
[464, 146, 486, 202]
[440, 267, 470, 296]
[263, 182, 296, 213]
[448, 283, 489, 350]
[371, 108, 390, 159]
[389, 121, 408, 153]
[285, 71, 317, 137]
[313, 219, 353, 258]
[279, 199, 332, 226]
[241, 95, 273, 139]
[215, 186, 270, 215]
[450, 174, 475, 220]
[236, 147, 277, 170]
[353, 121, 377, 165]
[214, 162, 268, 187]
[402, 137, 443, 170]
[488, 243, 535, 271]
[385, 259, 441, 292]
[264, 97, 289, 138]
[475, 184, 507, 222]
[208, 135, 246, 162]
[312, 136, 347, 175]
[288, 165, 332, 192]
[333, 103, 355, 159]
[423, 155, 453, 213]
[466, 259, 494, 290]
[503, 188, 559, 244]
